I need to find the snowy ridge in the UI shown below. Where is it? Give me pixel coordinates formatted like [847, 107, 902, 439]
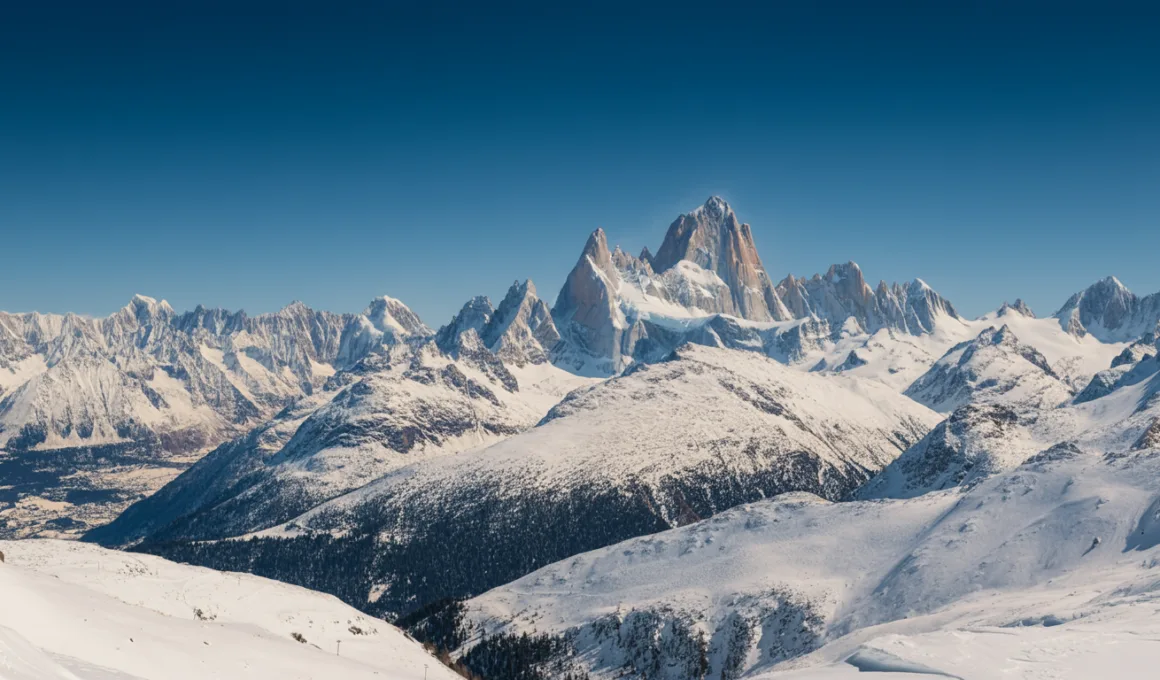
[0, 294, 432, 454]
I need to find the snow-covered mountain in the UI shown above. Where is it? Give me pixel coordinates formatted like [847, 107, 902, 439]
[1054, 275, 1160, 342]
[1074, 331, 1160, 404]
[0, 294, 433, 454]
[863, 334, 1160, 500]
[112, 345, 937, 620]
[0, 539, 461, 680]
[903, 325, 1074, 412]
[436, 354, 1160, 679]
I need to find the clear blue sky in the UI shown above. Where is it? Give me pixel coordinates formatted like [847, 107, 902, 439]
[2, 1, 1158, 325]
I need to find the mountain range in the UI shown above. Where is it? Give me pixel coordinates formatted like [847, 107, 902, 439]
[5, 196, 1160, 679]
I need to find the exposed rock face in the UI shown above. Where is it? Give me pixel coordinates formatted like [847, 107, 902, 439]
[650, 196, 788, 322]
[1054, 276, 1160, 341]
[551, 228, 633, 369]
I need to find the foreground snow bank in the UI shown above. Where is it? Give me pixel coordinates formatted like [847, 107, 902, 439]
[0, 540, 459, 680]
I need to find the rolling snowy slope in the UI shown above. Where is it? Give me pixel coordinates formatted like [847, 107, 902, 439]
[0, 539, 460, 680]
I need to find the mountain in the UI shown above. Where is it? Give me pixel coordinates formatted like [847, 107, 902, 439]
[0, 294, 435, 539]
[551, 197, 965, 374]
[120, 345, 938, 620]
[904, 325, 1074, 413]
[1054, 276, 1160, 342]
[648, 195, 789, 322]
[434, 361, 1160, 680]
[0, 539, 461, 680]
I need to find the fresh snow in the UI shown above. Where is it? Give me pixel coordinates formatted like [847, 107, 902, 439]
[0, 539, 460, 680]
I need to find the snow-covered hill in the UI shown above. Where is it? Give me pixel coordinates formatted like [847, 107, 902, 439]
[0, 539, 460, 680]
[121, 345, 937, 620]
[444, 361, 1160, 678]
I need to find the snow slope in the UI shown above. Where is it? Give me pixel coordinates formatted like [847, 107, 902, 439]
[0, 539, 459, 680]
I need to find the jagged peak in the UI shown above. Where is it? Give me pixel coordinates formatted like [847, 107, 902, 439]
[278, 300, 313, 315]
[638, 245, 653, 263]
[579, 228, 613, 266]
[908, 278, 932, 292]
[460, 294, 494, 311]
[997, 299, 1035, 318]
[824, 261, 865, 282]
[500, 279, 539, 305]
[120, 294, 174, 321]
[1098, 275, 1129, 291]
[689, 195, 732, 218]
[363, 295, 430, 336]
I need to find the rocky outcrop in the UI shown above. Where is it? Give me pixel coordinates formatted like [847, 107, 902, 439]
[997, 299, 1035, 318]
[435, 296, 494, 353]
[857, 403, 1025, 499]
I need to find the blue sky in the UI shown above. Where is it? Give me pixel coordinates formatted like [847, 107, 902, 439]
[2, 1, 1158, 325]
